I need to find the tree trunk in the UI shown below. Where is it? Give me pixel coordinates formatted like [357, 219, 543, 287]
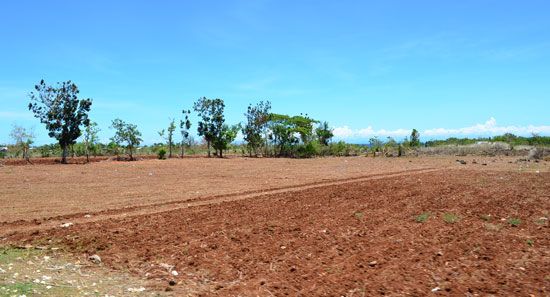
[61, 145, 68, 164]
[207, 141, 211, 157]
[129, 146, 134, 161]
[181, 142, 184, 158]
[85, 140, 90, 163]
[264, 132, 269, 157]
[219, 149, 223, 158]
[169, 141, 172, 158]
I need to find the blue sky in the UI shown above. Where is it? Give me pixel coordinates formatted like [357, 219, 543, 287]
[1, 0, 549, 145]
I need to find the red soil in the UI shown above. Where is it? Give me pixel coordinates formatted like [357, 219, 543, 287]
[5, 169, 549, 296]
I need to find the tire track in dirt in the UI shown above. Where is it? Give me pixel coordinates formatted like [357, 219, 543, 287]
[0, 167, 444, 237]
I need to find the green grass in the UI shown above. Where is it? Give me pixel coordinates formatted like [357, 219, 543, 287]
[527, 239, 534, 247]
[0, 246, 44, 264]
[415, 212, 430, 223]
[0, 282, 37, 296]
[442, 213, 460, 224]
[507, 218, 521, 227]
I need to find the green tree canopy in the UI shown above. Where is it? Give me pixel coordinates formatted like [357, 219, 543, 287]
[193, 97, 225, 157]
[28, 80, 92, 163]
[110, 118, 142, 161]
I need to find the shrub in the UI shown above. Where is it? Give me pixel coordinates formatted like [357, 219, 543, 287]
[507, 218, 521, 227]
[415, 212, 430, 223]
[295, 141, 321, 158]
[157, 148, 167, 160]
[443, 213, 460, 224]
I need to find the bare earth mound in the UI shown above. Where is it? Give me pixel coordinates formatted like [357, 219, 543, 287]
[5, 169, 549, 296]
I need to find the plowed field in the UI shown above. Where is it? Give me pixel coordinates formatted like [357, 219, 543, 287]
[1, 157, 549, 296]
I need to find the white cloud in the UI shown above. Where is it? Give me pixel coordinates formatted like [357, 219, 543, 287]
[333, 126, 410, 139]
[333, 117, 550, 140]
[423, 117, 550, 136]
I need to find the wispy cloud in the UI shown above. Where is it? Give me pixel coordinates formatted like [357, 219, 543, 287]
[333, 118, 550, 140]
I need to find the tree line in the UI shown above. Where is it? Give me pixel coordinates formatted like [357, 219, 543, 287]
[6, 80, 341, 162]
[2, 80, 547, 162]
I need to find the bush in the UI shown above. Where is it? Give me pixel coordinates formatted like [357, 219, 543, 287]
[295, 141, 321, 158]
[157, 148, 167, 160]
[329, 141, 347, 156]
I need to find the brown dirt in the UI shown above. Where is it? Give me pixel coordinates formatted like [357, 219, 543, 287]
[0, 155, 160, 166]
[3, 166, 549, 296]
[2, 156, 546, 224]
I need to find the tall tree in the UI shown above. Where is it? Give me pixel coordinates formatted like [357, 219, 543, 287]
[9, 124, 34, 161]
[315, 121, 334, 146]
[242, 100, 271, 156]
[110, 119, 142, 161]
[410, 129, 420, 147]
[193, 97, 225, 157]
[83, 121, 100, 162]
[28, 80, 92, 163]
[180, 109, 192, 157]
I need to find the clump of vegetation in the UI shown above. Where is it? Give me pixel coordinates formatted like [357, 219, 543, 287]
[110, 119, 142, 161]
[480, 214, 492, 221]
[415, 212, 430, 223]
[179, 109, 192, 157]
[354, 211, 365, 220]
[526, 239, 534, 247]
[443, 213, 460, 224]
[157, 148, 167, 160]
[9, 124, 34, 161]
[242, 101, 271, 157]
[507, 218, 521, 227]
[483, 223, 502, 231]
[158, 119, 177, 158]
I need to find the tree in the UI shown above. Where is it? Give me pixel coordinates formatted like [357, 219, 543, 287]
[296, 114, 317, 143]
[410, 129, 420, 147]
[158, 119, 177, 158]
[242, 100, 271, 156]
[268, 114, 318, 157]
[369, 136, 383, 157]
[193, 97, 225, 157]
[28, 80, 92, 163]
[315, 121, 334, 146]
[212, 124, 240, 158]
[83, 121, 100, 162]
[10, 124, 34, 161]
[180, 109, 192, 157]
[110, 119, 142, 161]
[384, 136, 398, 156]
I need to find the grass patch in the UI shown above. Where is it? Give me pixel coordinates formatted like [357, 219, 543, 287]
[527, 239, 534, 247]
[442, 213, 460, 224]
[415, 212, 430, 223]
[507, 218, 521, 227]
[0, 282, 38, 296]
[483, 223, 502, 231]
[480, 214, 492, 221]
[0, 246, 44, 265]
[354, 212, 365, 220]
